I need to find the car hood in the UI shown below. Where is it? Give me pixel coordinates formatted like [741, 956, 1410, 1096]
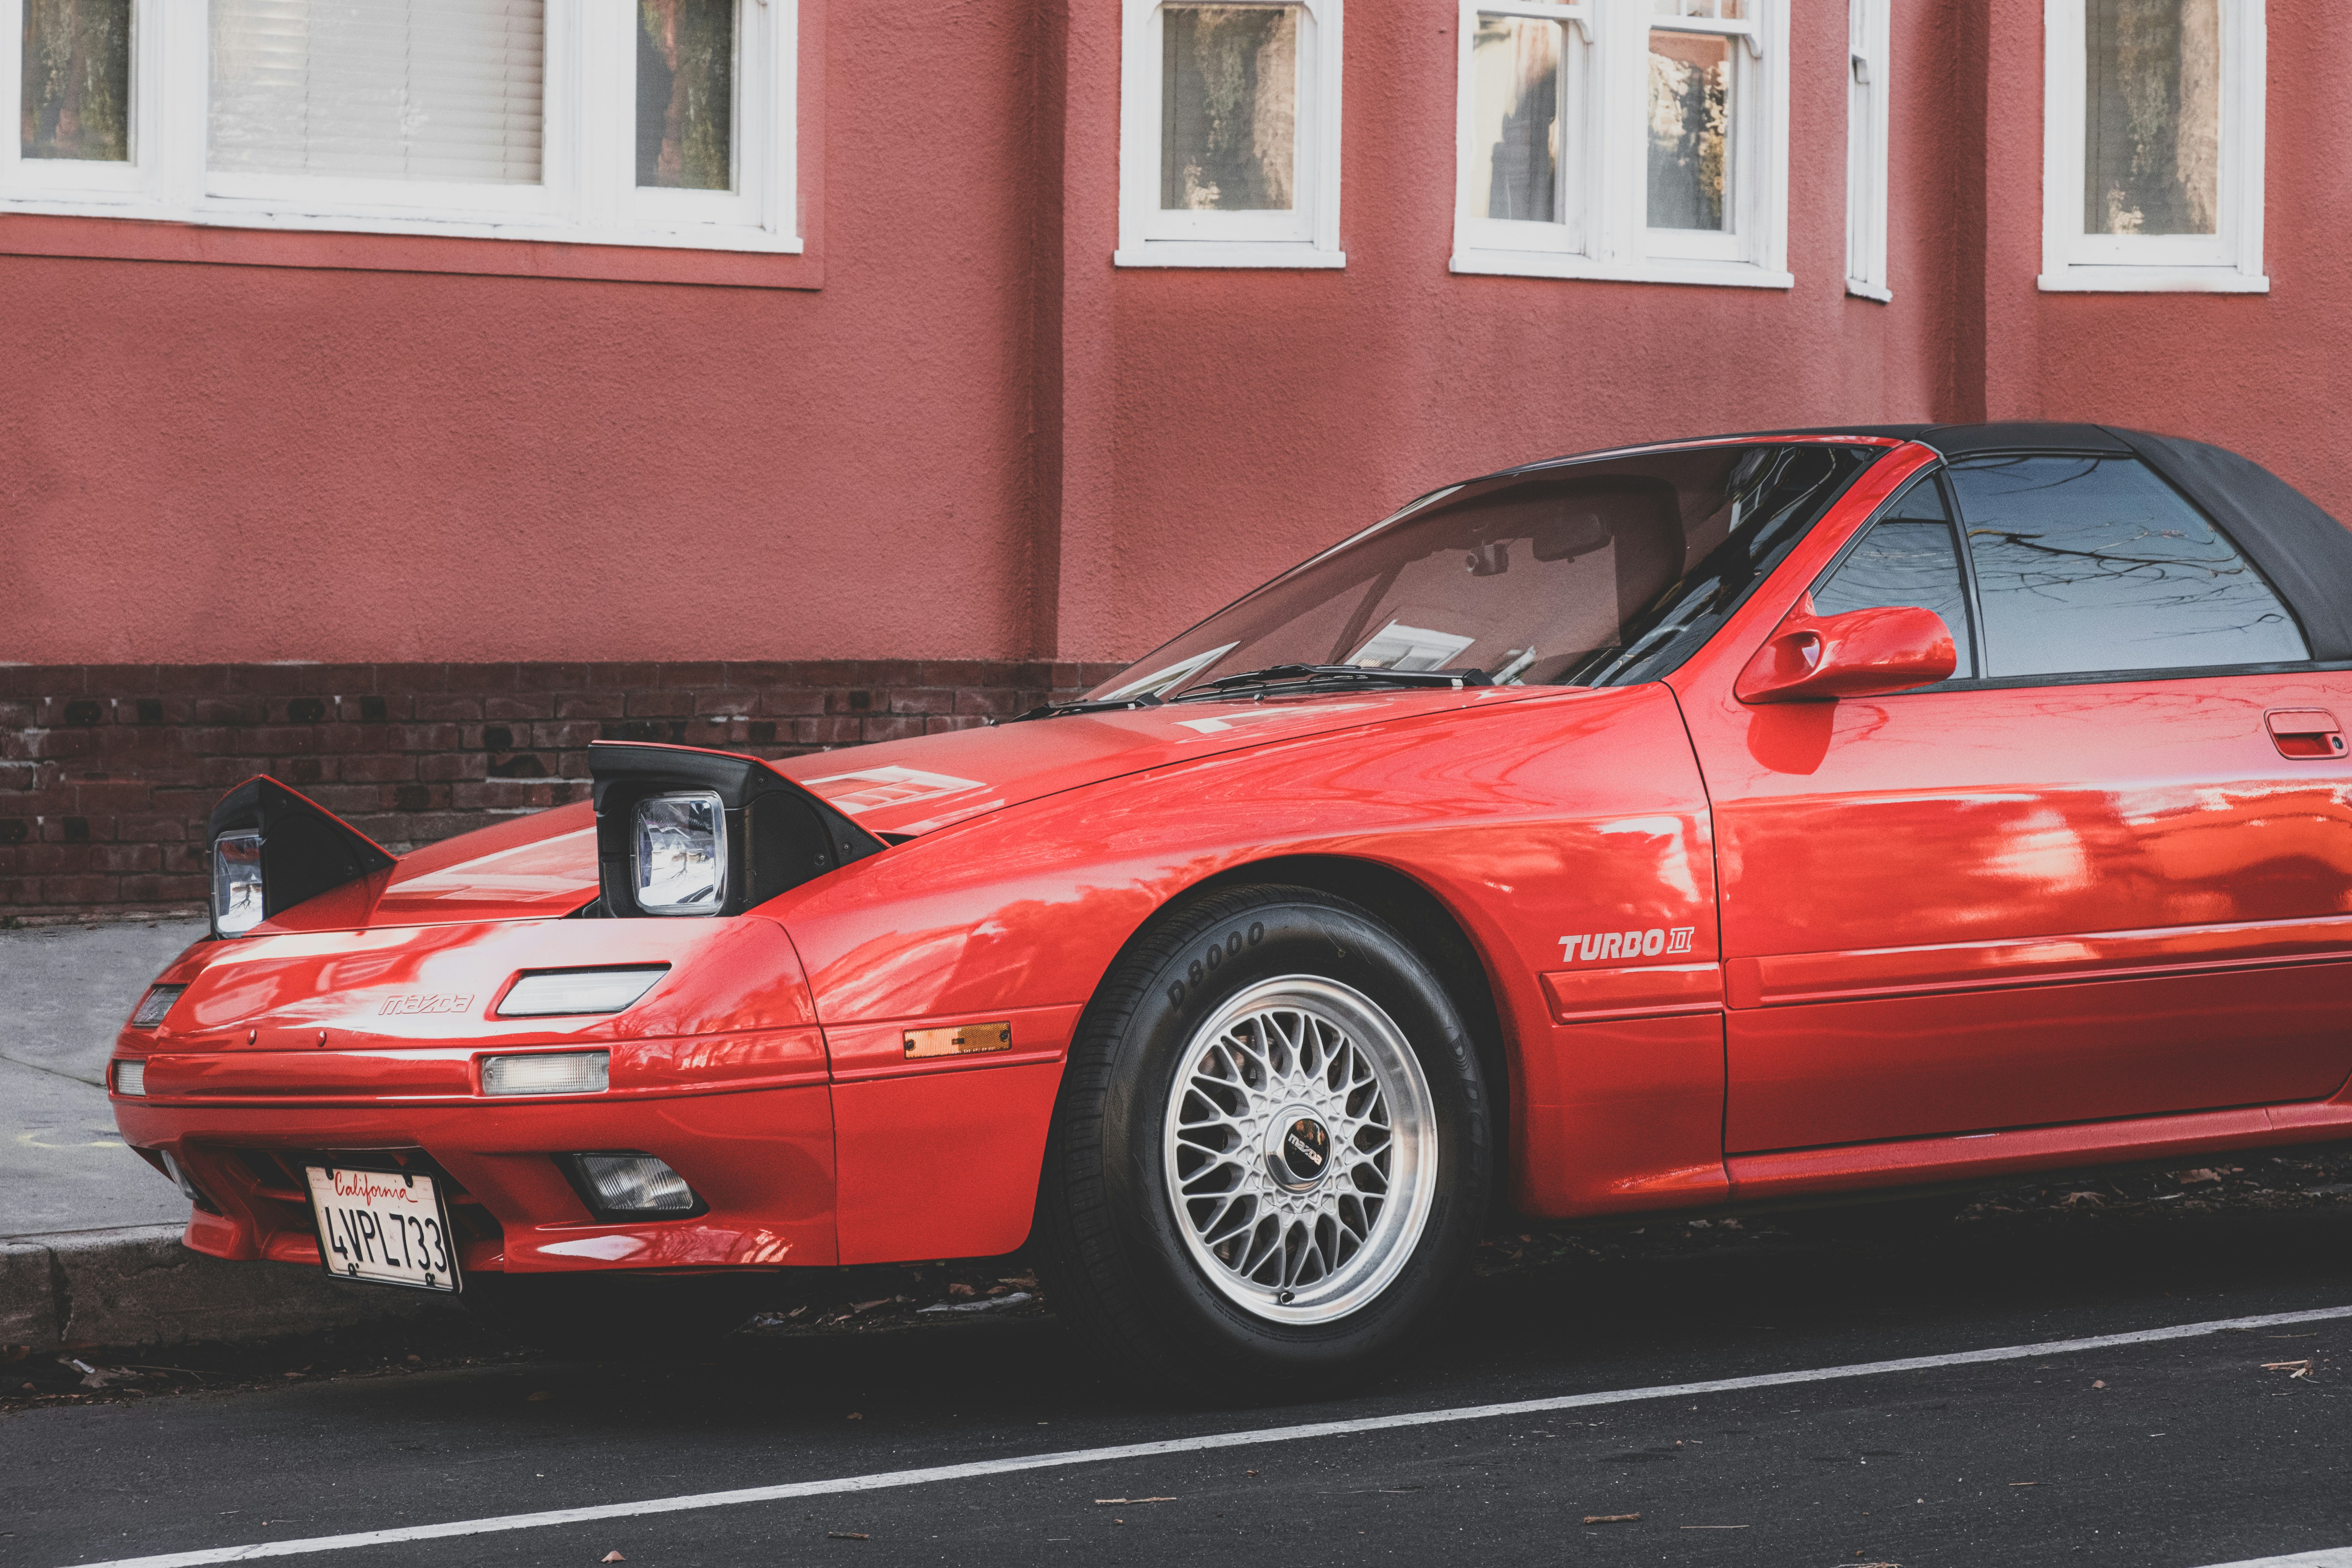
[257, 685, 1549, 933]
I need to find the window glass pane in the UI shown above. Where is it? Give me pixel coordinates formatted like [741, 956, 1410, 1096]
[637, 0, 735, 191]
[1161, 4, 1296, 212]
[1471, 15, 1560, 223]
[1950, 456, 2307, 678]
[1651, 0, 1746, 15]
[21, 0, 131, 161]
[1647, 29, 1730, 231]
[1812, 501, 1976, 680]
[1089, 443, 1878, 698]
[210, 0, 544, 183]
[2085, 0, 2219, 236]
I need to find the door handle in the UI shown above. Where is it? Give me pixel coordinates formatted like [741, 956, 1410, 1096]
[2266, 708, 2347, 759]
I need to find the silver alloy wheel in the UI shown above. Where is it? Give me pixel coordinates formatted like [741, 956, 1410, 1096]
[1162, 976, 1438, 1325]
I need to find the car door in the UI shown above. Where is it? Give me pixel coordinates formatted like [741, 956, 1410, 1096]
[1676, 437, 2352, 1154]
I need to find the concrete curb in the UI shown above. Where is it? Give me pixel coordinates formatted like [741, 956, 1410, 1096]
[2, 1225, 460, 1352]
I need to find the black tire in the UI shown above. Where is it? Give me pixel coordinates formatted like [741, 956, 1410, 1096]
[1035, 884, 1493, 1399]
[462, 1271, 761, 1358]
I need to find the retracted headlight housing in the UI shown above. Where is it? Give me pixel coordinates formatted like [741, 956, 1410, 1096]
[202, 776, 397, 939]
[587, 743, 885, 918]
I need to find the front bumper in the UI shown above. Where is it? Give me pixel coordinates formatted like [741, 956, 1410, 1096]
[112, 1058, 837, 1276]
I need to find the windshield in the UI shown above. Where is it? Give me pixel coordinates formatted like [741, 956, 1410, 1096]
[1090, 441, 1884, 700]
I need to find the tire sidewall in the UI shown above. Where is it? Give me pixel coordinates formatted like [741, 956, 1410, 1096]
[1092, 893, 1488, 1380]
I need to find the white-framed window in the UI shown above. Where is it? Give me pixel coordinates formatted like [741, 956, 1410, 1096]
[1451, 0, 1790, 290]
[1116, 0, 1345, 270]
[1844, 0, 1889, 301]
[2, 0, 799, 254]
[2040, 0, 2264, 293]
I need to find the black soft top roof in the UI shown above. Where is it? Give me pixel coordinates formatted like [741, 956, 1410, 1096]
[1508, 421, 2352, 663]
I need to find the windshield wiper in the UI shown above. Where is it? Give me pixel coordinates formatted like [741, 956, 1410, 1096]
[998, 693, 1165, 724]
[1177, 664, 1491, 700]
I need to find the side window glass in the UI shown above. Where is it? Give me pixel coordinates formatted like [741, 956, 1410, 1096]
[1948, 456, 2309, 679]
[1810, 477, 1977, 679]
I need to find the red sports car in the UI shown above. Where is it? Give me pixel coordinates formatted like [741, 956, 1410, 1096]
[109, 423, 2352, 1391]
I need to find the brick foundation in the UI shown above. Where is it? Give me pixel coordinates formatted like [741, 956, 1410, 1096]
[0, 661, 1127, 922]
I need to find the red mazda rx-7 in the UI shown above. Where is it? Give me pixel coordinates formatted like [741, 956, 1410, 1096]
[109, 423, 2352, 1391]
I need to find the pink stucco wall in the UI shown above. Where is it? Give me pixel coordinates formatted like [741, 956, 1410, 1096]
[1, 0, 2343, 669]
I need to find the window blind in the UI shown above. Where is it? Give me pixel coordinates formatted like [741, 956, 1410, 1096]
[209, 0, 545, 184]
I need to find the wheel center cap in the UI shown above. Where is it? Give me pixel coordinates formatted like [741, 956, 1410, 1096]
[1266, 1110, 1332, 1191]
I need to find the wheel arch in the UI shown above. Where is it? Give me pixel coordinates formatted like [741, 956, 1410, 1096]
[1063, 851, 1516, 1226]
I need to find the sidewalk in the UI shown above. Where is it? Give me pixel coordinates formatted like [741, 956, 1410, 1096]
[0, 919, 453, 1349]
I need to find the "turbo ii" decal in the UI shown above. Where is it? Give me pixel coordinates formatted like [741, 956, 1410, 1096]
[1557, 927, 1695, 964]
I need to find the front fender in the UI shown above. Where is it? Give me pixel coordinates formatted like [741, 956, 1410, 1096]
[760, 684, 1723, 1257]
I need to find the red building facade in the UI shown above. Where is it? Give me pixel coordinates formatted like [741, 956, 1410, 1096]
[2, 0, 2339, 916]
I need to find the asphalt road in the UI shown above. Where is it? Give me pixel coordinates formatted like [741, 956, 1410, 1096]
[6, 1201, 2352, 1568]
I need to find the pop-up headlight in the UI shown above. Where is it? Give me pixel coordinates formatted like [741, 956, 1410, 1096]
[633, 792, 726, 913]
[567, 1153, 701, 1217]
[212, 830, 265, 936]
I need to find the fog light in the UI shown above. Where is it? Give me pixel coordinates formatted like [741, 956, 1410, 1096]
[480, 1050, 609, 1096]
[129, 985, 185, 1029]
[158, 1148, 202, 1202]
[113, 1059, 146, 1096]
[570, 1153, 699, 1216]
[496, 967, 666, 1018]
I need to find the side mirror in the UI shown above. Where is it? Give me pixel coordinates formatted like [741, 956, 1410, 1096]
[1735, 595, 1957, 705]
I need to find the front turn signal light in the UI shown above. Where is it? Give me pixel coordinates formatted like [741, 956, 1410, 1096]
[113, 1059, 146, 1096]
[480, 1050, 610, 1096]
[129, 985, 185, 1029]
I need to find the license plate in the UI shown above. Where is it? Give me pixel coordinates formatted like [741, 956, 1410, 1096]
[305, 1166, 461, 1292]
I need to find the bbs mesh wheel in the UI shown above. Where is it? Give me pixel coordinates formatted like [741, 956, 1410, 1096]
[1036, 884, 1491, 1397]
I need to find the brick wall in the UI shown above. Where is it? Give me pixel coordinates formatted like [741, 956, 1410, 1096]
[0, 662, 1127, 922]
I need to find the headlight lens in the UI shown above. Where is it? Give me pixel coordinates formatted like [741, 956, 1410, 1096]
[570, 1153, 699, 1215]
[480, 1050, 610, 1096]
[113, 1059, 146, 1096]
[496, 966, 668, 1018]
[129, 984, 185, 1029]
[212, 830, 266, 936]
[633, 791, 726, 914]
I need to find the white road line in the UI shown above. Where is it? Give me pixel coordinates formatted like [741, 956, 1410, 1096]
[69, 1303, 2352, 1568]
[2190, 1554, 2352, 1568]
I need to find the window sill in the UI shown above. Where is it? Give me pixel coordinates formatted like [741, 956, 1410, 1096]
[1845, 279, 1893, 303]
[1450, 248, 1793, 290]
[2037, 265, 2269, 294]
[0, 208, 822, 289]
[1114, 242, 1347, 270]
